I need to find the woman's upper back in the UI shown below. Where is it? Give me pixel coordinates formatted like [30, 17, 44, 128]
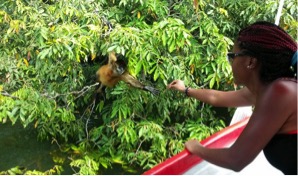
[268, 78, 297, 134]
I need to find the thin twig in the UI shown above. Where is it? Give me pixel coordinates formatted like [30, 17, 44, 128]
[42, 82, 99, 100]
[51, 137, 62, 151]
[135, 139, 145, 154]
[85, 117, 90, 140]
[0, 91, 19, 99]
[80, 85, 99, 141]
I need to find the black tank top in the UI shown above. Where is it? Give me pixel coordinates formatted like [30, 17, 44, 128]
[263, 133, 297, 174]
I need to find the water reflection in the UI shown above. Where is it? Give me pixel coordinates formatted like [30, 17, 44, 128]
[0, 122, 62, 173]
[0, 122, 143, 175]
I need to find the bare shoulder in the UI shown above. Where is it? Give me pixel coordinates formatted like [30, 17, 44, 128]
[267, 78, 297, 97]
[259, 78, 297, 113]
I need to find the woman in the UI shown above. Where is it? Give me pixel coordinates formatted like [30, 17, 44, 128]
[167, 21, 297, 174]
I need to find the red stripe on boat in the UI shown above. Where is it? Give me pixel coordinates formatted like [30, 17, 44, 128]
[287, 130, 298, 134]
[143, 117, 250, 175]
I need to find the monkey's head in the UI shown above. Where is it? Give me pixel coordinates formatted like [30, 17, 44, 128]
[108, 52, 128, 76]
[112, 61, 126, 75]
[113, 54, 127, 75]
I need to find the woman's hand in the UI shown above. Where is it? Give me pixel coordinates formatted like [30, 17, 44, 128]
[185, 139, 202, 155]
[167, 80, 186, 92]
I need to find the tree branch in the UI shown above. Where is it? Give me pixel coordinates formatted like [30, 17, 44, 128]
[0, 91, 19, 99]
[42, 82, 99, 100]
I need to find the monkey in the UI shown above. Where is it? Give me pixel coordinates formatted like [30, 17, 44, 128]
[96, 52, 160, 96]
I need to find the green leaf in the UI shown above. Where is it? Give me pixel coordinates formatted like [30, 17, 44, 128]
[153, 68, 159, 81]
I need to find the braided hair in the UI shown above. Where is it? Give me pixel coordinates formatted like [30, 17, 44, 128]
[237, 21, 297, 83]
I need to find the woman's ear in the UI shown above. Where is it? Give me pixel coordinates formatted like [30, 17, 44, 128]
[246, 57, 258, 69]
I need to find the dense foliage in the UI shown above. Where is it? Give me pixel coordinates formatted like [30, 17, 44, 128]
[0, 0, 296, 174]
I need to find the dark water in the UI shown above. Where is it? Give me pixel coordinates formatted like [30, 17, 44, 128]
[0, 122, 143, 174]
[0, 122, 58, 172]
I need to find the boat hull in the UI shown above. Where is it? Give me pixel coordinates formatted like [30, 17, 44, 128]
[143, 117, 282, 175]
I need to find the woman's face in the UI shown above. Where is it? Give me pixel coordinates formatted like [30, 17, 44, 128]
[230, 42, 251, 85]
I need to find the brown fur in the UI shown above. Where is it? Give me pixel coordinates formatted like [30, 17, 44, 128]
[96, 52, 159, 95]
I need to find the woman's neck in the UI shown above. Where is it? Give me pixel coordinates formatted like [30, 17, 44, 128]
[245, 73, 268, 99]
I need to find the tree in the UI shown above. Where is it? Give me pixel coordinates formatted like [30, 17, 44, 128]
[0, 0, 296, 174]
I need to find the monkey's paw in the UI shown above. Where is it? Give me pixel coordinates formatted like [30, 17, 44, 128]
[144, 86, 160, 96]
